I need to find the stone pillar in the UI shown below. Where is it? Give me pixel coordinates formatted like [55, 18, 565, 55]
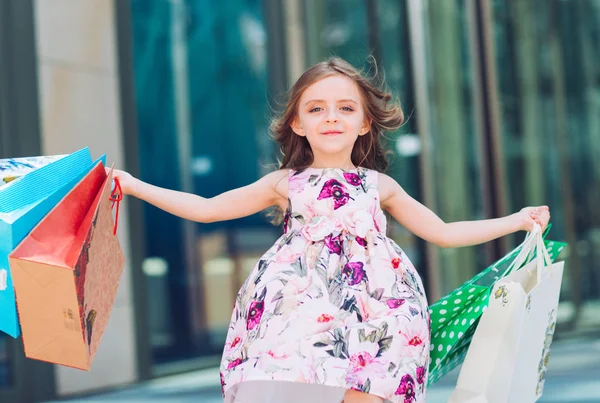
[33, 0, 138, 395]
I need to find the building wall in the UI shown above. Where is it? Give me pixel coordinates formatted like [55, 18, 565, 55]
[33, 0, 137, 395]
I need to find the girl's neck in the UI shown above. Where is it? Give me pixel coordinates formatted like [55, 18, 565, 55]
[310, 156, 355, 170]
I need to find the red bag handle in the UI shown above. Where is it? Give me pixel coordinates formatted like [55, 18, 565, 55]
[110, 178, 123, 235]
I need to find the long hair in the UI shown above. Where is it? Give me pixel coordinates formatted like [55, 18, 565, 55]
[270, 57, 405, 173]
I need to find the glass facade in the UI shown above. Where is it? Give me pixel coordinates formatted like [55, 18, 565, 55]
[491, 0, 600, 331]
[376, 1, 426, 288]
[420, 0, 488, 293]
[130, 0, 277, 368]
[304, 0, 370, 67]
[128, 0, 600, 374]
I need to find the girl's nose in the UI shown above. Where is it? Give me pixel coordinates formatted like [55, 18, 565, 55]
[325, 109, 338, 123]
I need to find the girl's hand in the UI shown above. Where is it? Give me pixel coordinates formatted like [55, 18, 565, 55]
[516, 206, 551, 233]
[107, 168, 138, 196]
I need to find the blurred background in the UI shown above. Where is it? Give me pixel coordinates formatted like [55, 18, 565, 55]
[0, 0, 599, 402]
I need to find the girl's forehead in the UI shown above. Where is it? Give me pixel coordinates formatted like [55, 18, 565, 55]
[301, 74, 362, 101]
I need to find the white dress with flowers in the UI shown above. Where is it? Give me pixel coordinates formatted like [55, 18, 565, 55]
[220, 167, 430, 403]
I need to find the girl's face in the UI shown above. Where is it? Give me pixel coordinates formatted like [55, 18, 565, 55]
[291, 74, 371, 166]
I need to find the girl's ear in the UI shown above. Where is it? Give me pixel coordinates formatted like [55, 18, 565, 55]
[359, 118, 372, 136]
[290, 116, 305, 136]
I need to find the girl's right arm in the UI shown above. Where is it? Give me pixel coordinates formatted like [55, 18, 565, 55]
[113, 169, 289, 223]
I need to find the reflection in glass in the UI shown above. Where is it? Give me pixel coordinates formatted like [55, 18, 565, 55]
[491, 0, 600, 330]
[422, 0, 486, 293]
[130, 0, 274, 368]
[304, 0, 369, 67]
[376, 0, 424, 283]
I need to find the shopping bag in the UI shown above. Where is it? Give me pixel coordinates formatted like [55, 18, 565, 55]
[427, 227, 566, 385]
[448, 225, 564, 402]
[9, 161, 125, 370]
[0, 148, 97, 338]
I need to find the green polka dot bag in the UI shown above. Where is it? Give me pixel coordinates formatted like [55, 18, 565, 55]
[427, 227, 567, 386]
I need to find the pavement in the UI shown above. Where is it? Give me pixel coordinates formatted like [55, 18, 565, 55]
[45, 336, 600, 403]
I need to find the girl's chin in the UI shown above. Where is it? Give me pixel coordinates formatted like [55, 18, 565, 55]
[312, 144, 356, 154]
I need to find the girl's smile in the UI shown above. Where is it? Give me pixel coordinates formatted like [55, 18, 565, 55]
[321, 130, 343, 136]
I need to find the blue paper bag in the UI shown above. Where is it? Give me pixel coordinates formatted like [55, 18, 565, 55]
[0, 148, 104, 338]
[0, 155, 65, 187]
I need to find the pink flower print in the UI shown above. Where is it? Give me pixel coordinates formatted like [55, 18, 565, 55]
[408, 335, 424, 346]
[275, 242, 305, 263]
[348, 352, 377, 385]
[230, 337, 242, 349]
[342, 209, 374, 238]
[304, 199, 334, 220]
[282, 210, 290, 233]
[355, 236, 367, 247]
[287, 298, 347, 337]
[289, 170, 312, 193]
[229, 336, 241, 349]
[224, 320, 246, 353]
[265, 349, 288, 360]
[399, 324, 429, 358]
[275, 246, 300, 264]
[369, 201, 387, 233]
[247, 339, 291, 369]
[246, 300, 264, 330]
[301, 216, 337, 241]
[345, 341, 387, 386]
[395, 374, 416, 402]
[350, 351, 374, 371]
[324, 234, 342, 255]
[343, 261, 367, 285]
[220, 372, 226, 395]
[317, 313, 334, 323]
[416, 366, 426, 385]
[223, 364, 248, 386]
[343, 172, 362, 187]
[317, 179, 350, 210]
[295, 351, 323, 384]
[386, 298, 406, 309]
[356, 293, 389, 322]
[227, 358, 243, 370]
[281, 275, 311, 300]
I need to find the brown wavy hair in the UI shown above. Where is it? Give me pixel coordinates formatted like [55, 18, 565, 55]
[270, 57, 404, 173]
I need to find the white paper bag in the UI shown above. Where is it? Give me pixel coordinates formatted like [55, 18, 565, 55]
[448, 225, 564, 403]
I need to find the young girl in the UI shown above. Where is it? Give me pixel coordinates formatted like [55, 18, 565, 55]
[113, 57, 550, 403]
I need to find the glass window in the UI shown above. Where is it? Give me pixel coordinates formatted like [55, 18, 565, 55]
[130, 0, 276, 369]
[303, 0, 369, 67]
[491, 0, 600, 329]
[420, 0, 487, 293]
[376, 0, 425, 286]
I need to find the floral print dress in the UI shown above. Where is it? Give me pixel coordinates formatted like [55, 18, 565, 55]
[220, 167, 430, 403]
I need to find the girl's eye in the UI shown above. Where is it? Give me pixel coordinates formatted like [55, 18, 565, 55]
[341, 106, 354, 112]
[309, 107, 322, 113]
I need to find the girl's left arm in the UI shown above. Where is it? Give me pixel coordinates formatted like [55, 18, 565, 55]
[378, 174, 550, 248]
